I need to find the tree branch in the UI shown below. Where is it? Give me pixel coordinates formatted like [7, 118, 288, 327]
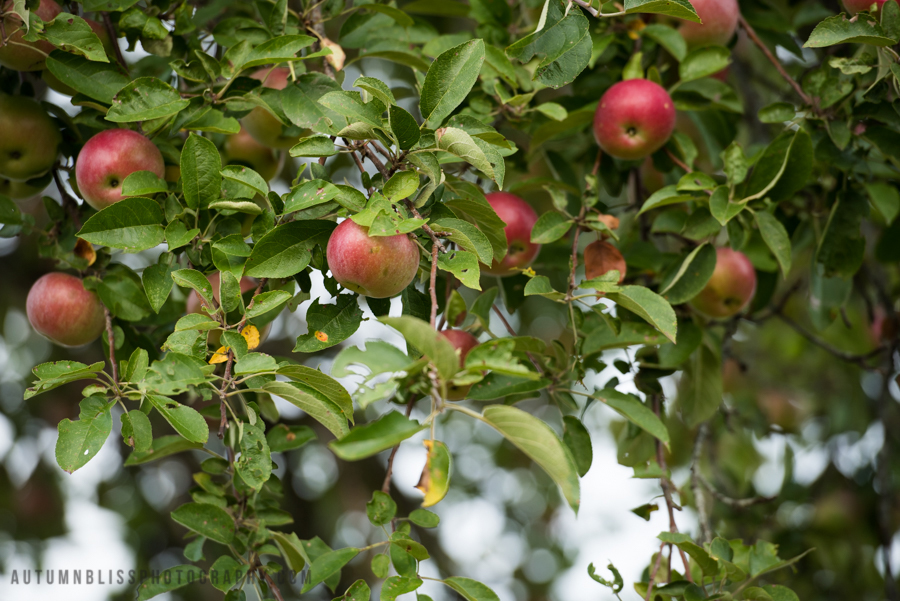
[654, 395, 693, 582]
[382, 397, 417, 493]
[690, 424, 712, 545]
[775, 310, 887, 367]
[697, 472, 776, 509]
[738, 15, 813, 107]
[103, 306, 119, 387]
[429, 242, 439, 328]
[101, 13, 129, 74]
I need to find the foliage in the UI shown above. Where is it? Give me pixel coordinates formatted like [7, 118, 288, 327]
[1, 0, 900, 600]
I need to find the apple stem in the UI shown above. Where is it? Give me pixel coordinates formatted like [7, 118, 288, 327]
[739, 15, 814, 108]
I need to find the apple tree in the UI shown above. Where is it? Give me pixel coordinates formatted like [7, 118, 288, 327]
[1, 0, 899, 599]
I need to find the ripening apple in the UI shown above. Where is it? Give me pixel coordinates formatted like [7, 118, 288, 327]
[679, 0, 740, 48]
[75, 129, 165, 211]
[440, 329, 481, 400]
[584, 240, 627, 284]
[843, 0, 896, 14]
[326, 219, 420, 298]
[0, 95, 61, 182]
[0, 0, 61, 71]
[0, 174, 50, 200]
[690, 248, 757, 318]
[242, 67, 303, 149]
[593, 79, 676, 161]
[223, 127, 279, 181]
[26, 272, 106, 347]
[483, 192, 541, 276]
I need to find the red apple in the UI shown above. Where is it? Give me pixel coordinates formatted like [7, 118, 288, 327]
[326, 219, 420, 298]
[75, 129, 165, 211]
[584, 240, 626, 284]
[0, 94, 61, 182]
[26, 272, 105, 347]
[440, 329, 481, 400]
[483, 192, 541, 276]
[242, 67, 303, 149]
[679, 0, 740, 48]
[690, 248, 757, 318]
[593, 79, 676, 161]
[0, 0, 61, 72]
[843, 0, 896, 14]
[223, 127, 279, 181]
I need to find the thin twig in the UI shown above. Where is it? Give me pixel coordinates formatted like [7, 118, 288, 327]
[645, 541, 667, 601]
[403, 199, 447, 254]
[382, 397, 417, 493]
[101, 13, 129, 74]
[360, 143, 390, 179]
[775, 311, 887, 367]
[52, 169, 81, 229]
[697, 473, 776, 508]
[739, 15, 813, 107]
[218, 352, 234, 439]
[429, 242, 439, 328]
[665, 148, 691, 173]
[103, 307, 119, 387]
[262, 570, 286, 601]
[690, 424, 712, 544]
[566, 208, 586, 299]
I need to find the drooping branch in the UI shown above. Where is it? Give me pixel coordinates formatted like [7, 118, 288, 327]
[739, 15, 814, 108]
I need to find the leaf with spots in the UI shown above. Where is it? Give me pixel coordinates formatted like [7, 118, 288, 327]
[235, 421, 271, 491]
[171, 502, 235, 545]
[293, 295, 363, 353]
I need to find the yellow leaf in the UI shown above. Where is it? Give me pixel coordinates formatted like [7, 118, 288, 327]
[416, 440, 451, 508]
[241, 325, 260, 350]
[209, 346, 230, 364]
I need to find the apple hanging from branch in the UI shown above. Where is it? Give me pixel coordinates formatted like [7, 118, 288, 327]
[482, 192, 541, 276]
[26, 272, 106, 347]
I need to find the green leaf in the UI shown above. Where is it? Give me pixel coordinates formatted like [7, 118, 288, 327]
[594, 388, 670, 446]
[106, 77, 190, 122]
[625, 0, 700, 21]
[121, 409, 152, 452]
[337, 580, 372, 601]
[679, 340, 723, 427]
[679, 46, 731, 82]
[122, 170, 168, 197]
[744, 129, 813, 204]
[638, 185, 697, 214]
[709, 185, 744, 225]
[383, 170, 420, 202]
[172, 269, 215, 309]
[147, 395, 209, 444]
[468, 374, 551, 400]
[420, 39, 486, 128]
[41, 13, 108, 62]
[506, 0, 590, 89]
[758, 102, 796, 124]
[165, 221, 199, 250]
[606, 286, 677, 343]
[277, 364, 354, 423]
[293, 295, 364, 353]
[221, 164, 267, 198]
[46, 50, 128, 104]
[240, 35, 317, 70]
[867, 182, 900, 225]
[246, 290, 291, 318]
[437, 249, 482, 291]
[235, 422, 271, 490]
[380, 316, 460, 380]
[658, 532, 718, 575]
[272, 532, 308, 572]
[318, 90, 385, 129]
[366, 490, 397, 525]
[659, 243, 717, 305]
[290, 136, 338, 158]
[332, 341, 416, 378]
[282, 179, 340, 214]
[409, 508, 440, 528]
[443, 577, 501, 601]
[77, 197, 165, 252]
[266, 424, 316, 452]
[136, 566, 204, 601]
[436, 127, 494, 179]
[642, 23, 687, 61]
[181, 133, 222, 210]
[755, 211, 792, 277]
[302, 548, 360, 593]
[262, 381, 349, 438]
[389, 106, 421, 150]
[481, 405, 580, 512]
[244, 221, 335, 278]
[530, 211, 572, 244]
[329, 412, 426, 461]
[208, 556, 242, 593]
[805, 13, 896, 48]
[55, 396, 112, 473]
[171, 502, 235, 545]
[282, 73, 345, 135]
[563, 415, 593, 477]
[124, 435, 203, 466]
[381, 576, 423, 601]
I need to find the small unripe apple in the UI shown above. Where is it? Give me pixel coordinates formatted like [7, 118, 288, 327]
[223, 127, 279, 181]
[75, 129, 165, 211]
[242, 67, 303, 149]
[679, 0, 740, 48]
[843, 0, 896, 14]
[690, 248, 757, 318]
[440, 329, 481, 400]
[483, 192, 541, 276]
[26, 272, 105, 347]
[0, 174, 49, 200]
[326, 219, 420, 298]
[0, 0, 61, 71]
[593, 79, 676, 161]
[584, 240, 626, 284]
[0, 94, 61, 182]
